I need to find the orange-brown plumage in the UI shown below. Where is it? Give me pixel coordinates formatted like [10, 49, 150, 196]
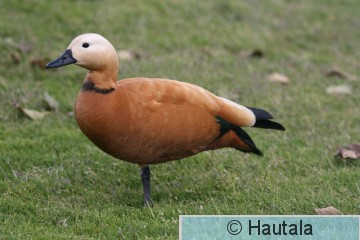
[47, 33, 285, 205]
[75, 77, 258, 164]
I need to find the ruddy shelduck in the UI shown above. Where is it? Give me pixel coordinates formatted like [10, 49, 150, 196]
[47, 33, 285, 206]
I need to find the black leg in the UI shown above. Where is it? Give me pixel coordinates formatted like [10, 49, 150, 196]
[140, 166, 153, 207]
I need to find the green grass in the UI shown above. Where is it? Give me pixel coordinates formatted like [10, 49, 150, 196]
[1, 0, 360, 239]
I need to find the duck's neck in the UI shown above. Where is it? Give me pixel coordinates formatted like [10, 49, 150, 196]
[83, 69, 118, 93]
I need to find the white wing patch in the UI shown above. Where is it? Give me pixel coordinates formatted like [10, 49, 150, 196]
[218, 97, 256, 127]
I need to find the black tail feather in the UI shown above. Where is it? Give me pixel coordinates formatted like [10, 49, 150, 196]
[233, 128, 263, 156]
[253, 119, 285, 131]
[216, 116, 263, 156]
[247, 107, 274, 120]
[247, 107, 286, 131]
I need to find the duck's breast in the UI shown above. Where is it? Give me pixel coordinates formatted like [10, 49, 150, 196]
[74, 90, 130, 159]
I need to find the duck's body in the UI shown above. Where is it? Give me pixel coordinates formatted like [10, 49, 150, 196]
[76, 77, 259, 164]
[47, 33, 285, 205]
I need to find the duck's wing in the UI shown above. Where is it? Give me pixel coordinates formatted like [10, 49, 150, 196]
[118, 78, 273, 129]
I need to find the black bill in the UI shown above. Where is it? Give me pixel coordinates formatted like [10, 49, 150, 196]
[46, 49, 77, 68]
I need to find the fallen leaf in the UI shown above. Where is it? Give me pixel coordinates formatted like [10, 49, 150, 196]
[18, 106, 50, 120]
[58, 219, 68, 228]
[67, 111, 74, 117]
[267, 72, 289, 84]
[326, 84, 352, 96]
[339, 149, 359, 159]
[10, 52, 22, 64]
[117, 50, 141, 61]
[12, 171, 26, 179]
[133, 52, 142, 59]
[44, 92, 59, 112]
[237, 49, 264, 58]
[325, 66, 357, 81]
[336, 144, 360, 159]
[30, 58, 50, 69]
[315, 206, 342, 215]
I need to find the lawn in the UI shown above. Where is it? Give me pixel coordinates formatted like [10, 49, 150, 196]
[0, 0, 359, 239]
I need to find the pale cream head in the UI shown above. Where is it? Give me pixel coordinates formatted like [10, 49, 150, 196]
[67, 33, 119, 71]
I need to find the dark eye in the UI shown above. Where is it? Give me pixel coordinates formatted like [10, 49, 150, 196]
[82, 42, 89, 48]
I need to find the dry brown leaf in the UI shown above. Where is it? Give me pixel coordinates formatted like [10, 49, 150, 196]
[117, 50, 133, 61]
[326, 85, 352, 96]
[11, 52, 21, 64]
[325, 67, 357, 81]
[117, 50, 141, 61]
[315, 206, 342, 215]
[133, 52, 142, 59]
[267, 72, 289, 84]
[336, 144, 360, 159]
[44, 92, 59, 112]
[58, 219, 68, 228]
[237, 49, 264, 58]
[339, 149, 359, 159]
[18, 106, 50, 120]
[30, 58, 49, 69]
[67, 111, 74, 117]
